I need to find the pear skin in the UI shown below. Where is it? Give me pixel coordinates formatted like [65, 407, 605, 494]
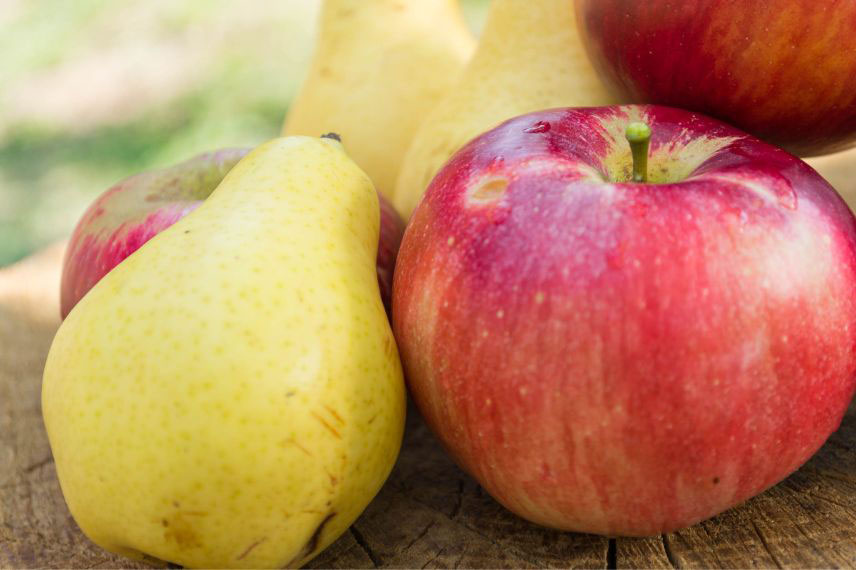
[393, 0, 619, 219]
[42, 136, 405, 568]
[283, 0, 476, 201]
[807, 147, 856, 209]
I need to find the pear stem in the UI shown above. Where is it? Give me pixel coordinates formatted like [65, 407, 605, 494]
[625, 122, 652, 183]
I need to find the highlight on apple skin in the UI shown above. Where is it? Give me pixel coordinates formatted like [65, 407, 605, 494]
[60, 148, 405, 318]
[392, 104, 856, 536]
[574, 0, 856, 157]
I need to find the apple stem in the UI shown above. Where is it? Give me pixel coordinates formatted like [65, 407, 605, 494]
[625, 122, 652, 183]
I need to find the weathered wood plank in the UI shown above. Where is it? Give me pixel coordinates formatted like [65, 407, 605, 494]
[1, 244, 855, 569]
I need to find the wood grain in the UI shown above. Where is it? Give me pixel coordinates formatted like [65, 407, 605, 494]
[1, 244, 854, 569]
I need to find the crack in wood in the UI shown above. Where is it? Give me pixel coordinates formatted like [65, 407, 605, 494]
[350, 525, 381, 568]
[810, 465, 856, 487]
[780, 507, 835, 567]
[661, 534, 680, 569]
[449, 479, 464, 520]
[398, 489, 606, 568]
[420, 547, 445, 569]
[750, 520, 783, 569]
[23, 456, 53, 473]
[402, 520, 435, 553]
[402, 494, 524, 554]
[803, 491, 856, 514]
[401, 491, 540, 564]
[606, 538, 616, 569]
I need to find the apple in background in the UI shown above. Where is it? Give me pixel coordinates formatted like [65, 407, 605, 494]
[574, 0, 856, 157]
[60, 149, 245, 318]
[61, 148, 404, 318]
[392, 104, 856, 536]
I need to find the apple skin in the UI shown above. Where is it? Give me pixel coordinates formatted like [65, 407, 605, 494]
[574, 0, 856, 157]
[61, 149, 405, 319]
[392, 104, 856, 536]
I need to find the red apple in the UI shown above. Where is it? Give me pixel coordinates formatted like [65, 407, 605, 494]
[61, 148, 404, 318]
[392, 104, 856, 536]
[575, 0, 856, 157]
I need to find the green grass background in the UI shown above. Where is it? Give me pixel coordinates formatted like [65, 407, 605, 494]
[0, 0, 489, 266]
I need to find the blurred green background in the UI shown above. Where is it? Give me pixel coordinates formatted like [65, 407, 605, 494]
[0, 0, 489, 266]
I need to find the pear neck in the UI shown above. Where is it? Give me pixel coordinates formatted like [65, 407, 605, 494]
[478, 0, 577, 55]
[319, 0, 466, 31]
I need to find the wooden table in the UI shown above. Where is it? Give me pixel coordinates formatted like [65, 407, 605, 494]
[1, 244, 854, 569]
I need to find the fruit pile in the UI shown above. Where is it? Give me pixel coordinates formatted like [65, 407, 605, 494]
[40, 1, 856, 568]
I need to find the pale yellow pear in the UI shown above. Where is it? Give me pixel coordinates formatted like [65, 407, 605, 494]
[393, 0, 619, 219]
[42, 136, 406, 569]
[807, 147, 856, 209]
[282, 0, 475, 201]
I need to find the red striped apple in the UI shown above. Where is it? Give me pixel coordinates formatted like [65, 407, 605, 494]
[392, 104, 856, 535]
[575, 0, 856, 157]
[61, 148, 404, 318]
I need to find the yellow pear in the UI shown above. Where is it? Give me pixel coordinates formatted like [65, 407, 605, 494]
[393, 0, 619, 218]
[282, 0, 475, 201]
[808, 147, 856, 209]
[42, 136, 406, 568]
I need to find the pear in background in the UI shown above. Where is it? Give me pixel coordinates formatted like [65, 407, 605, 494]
[808, 147, 856, 209]
[42, 136, 406, 568]
[393, 0, 618, 219]
[282, 0, 476, 201]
